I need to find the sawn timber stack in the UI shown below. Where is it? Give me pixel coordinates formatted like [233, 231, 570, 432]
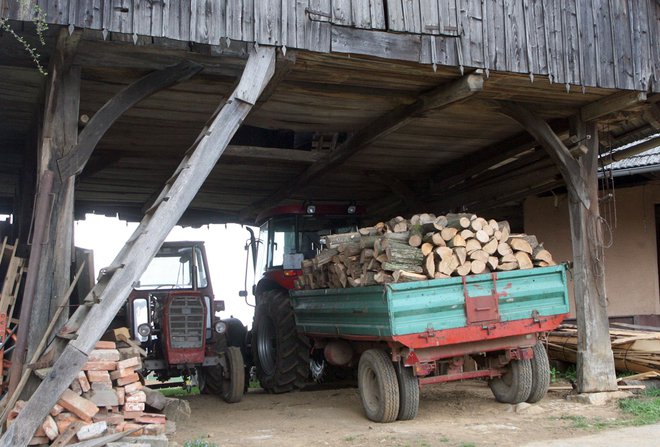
[296, 212, 557, 289]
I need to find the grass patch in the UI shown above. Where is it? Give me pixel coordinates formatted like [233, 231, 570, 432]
[458, 443, 476, 447]
[160, 386, 200, 397]
[618, 389, 660, 425]
[183, 440, 217, 447]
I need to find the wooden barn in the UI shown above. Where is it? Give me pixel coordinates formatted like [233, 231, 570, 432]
[0, 1, 658, 444]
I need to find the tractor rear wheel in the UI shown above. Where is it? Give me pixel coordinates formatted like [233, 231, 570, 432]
[252, 289, 310, 393]
[202, 346, 245, 403]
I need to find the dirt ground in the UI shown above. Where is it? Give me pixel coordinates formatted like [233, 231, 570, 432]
[172, 381, 630, 447]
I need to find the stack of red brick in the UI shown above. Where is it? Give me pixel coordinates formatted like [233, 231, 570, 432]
[7, 341, 167, 445]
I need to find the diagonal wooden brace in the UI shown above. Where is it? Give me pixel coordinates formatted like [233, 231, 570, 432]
[57, 60, 203, 179]
[497, 101, 590, 209]
[0, 45, 276, 447]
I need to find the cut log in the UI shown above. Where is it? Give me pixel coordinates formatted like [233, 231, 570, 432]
[460, 229, 475, 240]
[501, 253, 517, 263]
[533, 246, 554, 264]
[313, 249, 338, 267]
[437, 254, 459, 276]
[498, 221, 511, 240]
[487, 256, 499, 271]
[434, 272, 451, 279]
[393, 270, 427, 282]
[488, 219, 499, 232]
[448, 234, 466, 248]
[498, 262, 518, 271]
[441, 227, 458, 241]
[471, 260, 487, 274]
[423, 253, 436, 278]
[482, 238, 498, 255]
[465, 239, 482, 253]
[469, 250, 489, 263]
[374, 271, 394, 284]
[445, 213, 474, 229]
[388, 216, 408, 233]
[435, 246, 454, 261]
[324, 232, 361, 248]
[431, 232, 446, 246]
[359, 236, 377, 249]
[408, 224, 423, 247]
[382, 262, 424, 274]
[421, 242, 435, 257]
[456, 261, 472, 276]
[475, 230, 490, 244]
[385, 241, 424, 264]
[470, 218, 483, 232]
[509, 238, 533, 254]
[454, 247, 467, 265]
[497, 242, 513, 256]
[432, 215, 448, 230]
[514, 251, 534, 269]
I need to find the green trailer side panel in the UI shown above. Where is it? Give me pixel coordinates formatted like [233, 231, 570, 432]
[290, 265, 569, 337]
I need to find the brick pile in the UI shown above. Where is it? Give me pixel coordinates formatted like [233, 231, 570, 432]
[7, 341, 167, 445]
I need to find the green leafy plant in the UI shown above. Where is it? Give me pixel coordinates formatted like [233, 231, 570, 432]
[183, 440, 218, 447]
[0, 0, 49, 75]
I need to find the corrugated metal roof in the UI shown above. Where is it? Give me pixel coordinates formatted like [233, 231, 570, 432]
[604, 134, 660, 172]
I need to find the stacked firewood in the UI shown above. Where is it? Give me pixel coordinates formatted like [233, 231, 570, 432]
[6, 341, 167, 445]
[296, 213, 556, 289]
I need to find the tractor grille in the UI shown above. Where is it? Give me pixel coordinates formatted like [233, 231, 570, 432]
[168, 296, 204, 349]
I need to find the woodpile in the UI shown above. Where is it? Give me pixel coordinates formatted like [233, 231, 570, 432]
[296, 212, 556, 289]
[6, 339, 168, 445]
[548, 324, 660, 374]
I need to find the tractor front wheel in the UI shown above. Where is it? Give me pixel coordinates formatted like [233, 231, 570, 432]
[202, 346, 245, 403]
[252, 289, 310, 393]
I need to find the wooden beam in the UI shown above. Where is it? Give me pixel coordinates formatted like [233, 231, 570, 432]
[580, 91, 647, 122]
[57, 60, 203, 178]
[244, 73, 484, 216]
[498, 101, 590, 208]
[365, 171, 425, 213]
[0, 45, 277, 447]
[609, 136, 660, 162]
[223, 145, 323, 163]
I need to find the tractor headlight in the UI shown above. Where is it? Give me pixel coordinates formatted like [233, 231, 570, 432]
[137, 323, 152, 338]
[214, 321, 227, 334]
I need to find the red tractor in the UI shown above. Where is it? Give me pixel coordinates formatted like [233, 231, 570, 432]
[126, 241, 247, 402]
[245, 203, 361, 392]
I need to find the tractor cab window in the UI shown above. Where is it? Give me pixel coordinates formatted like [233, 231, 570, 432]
[267, 216, 297, 268]
[135, 245, 208, 290]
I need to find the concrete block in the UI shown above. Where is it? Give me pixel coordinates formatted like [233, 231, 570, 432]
[77, 421, 108, 440]
[163, 398, 190, 423]
[565, 391, 632, 406]
[143, 388, 167, 411]
[88, 389, 120, 408]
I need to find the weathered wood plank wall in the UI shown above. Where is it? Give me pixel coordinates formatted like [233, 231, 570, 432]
[3, 0, 658, 92]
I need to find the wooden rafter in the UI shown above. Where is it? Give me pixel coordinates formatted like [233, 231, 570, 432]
[57, 60, 203, 179]
[580, 91, 647, 122]
[242, 73, 484, 218]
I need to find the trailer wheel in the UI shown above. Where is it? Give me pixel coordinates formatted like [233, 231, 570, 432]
[489, 358, 533, 404]
[527, 342, 551, 403]
[395, 363, 419, 421]
[252, 289, 310, 393]
[203, 347, 245, 403]
[358, 349, 400, 423]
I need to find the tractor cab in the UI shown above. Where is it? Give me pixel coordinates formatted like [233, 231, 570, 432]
[252, 203, 362, 292]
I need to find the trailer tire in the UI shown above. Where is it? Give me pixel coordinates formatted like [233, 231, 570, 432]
[252, 289, 310, 393]
[395, 363, 419, 421]
[358, 350, 400, 423]
[527, 342, 551, 403]
[203, 347, 245, 403]
[489, 358, 533, 404]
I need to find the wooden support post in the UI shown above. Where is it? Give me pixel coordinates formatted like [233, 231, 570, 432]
[567, 120, 617, 393]
[500, 102, 617, 393]
[0, 45, 276, 447]
[10, 29, 82, 398]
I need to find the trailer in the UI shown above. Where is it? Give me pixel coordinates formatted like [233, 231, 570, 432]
[289, 265, 569, 422]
